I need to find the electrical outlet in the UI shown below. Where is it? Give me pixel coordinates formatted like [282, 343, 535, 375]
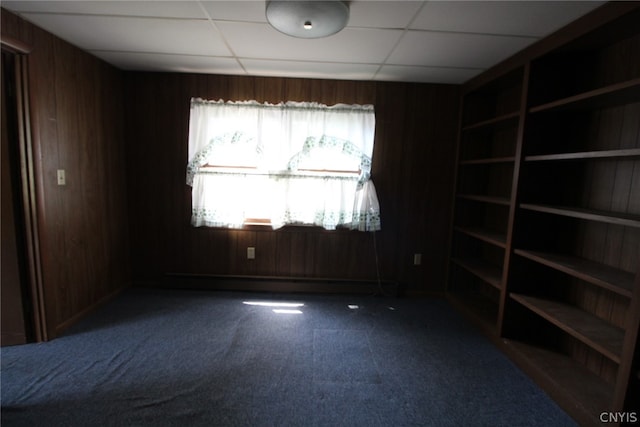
[413, 253, 422, 266]
[247, 247, 255, 259]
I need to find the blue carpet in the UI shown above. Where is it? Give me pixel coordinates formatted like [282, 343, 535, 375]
[1, 288, 576, 426]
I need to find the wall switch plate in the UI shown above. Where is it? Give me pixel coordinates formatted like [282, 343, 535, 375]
[413, 253, 422, 265]
[247, 247, 255, 259]
[57, 169, 66, 186]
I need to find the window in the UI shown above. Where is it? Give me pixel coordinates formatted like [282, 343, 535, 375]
[186, 99, 380, 231]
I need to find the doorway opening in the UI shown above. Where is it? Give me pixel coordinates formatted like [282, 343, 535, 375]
[1, 43, 47, 344]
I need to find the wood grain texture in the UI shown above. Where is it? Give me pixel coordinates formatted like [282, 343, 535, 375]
[511, 293, 625, 363]
[123, 73, 459, 292]
[0, 6, 458, 329]
[513, 8, 639, 418]
[450, 5, 640, 421]
[2, 9, 131, 338]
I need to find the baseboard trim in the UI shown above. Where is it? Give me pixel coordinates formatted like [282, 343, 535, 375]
[55, 285, 128, 336]
[158, 273, 402, 296]
[1, 332, 27, 347]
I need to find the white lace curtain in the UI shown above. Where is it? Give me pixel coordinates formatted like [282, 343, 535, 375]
[186, 98, 381, 231]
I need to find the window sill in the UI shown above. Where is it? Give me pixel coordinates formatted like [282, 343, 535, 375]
[193, 222, 359, 233]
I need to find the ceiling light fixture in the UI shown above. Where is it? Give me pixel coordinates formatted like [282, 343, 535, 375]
[266, 1, 350, 39]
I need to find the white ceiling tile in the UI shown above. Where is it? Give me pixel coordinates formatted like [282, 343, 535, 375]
[348, 0, 423, 29]
[2, 1, 206, 19]
[375, 64, 482, 84]
[21, 13, 231, 56]
[412, 1, 604, 37]
[92, 51, 244, 75]
[0, 0, 608, 84]
[241, 59, 379, 81]
[200, 1, 268, 23]
[218, 22, 403, 64]
[388, 30, 536, 69]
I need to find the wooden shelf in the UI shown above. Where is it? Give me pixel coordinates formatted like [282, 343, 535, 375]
[454, 226, 507, 248]
[525, 148, 640, 162]
[520, 203, 640, 228]
[459, 156, 515, 165]
[514, 250, 635, 298]
[529, 78, 640, 113]
[457, 194, 510, 206]
[450, 6, 640, 423]
[462, 111, 520, 131]
[503, 340, 614, 426]
[510, 293, 625, 363]
[451, 257, 502, 290]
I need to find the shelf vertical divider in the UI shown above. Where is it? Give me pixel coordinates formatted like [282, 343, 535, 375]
[496, 63, 529, 338]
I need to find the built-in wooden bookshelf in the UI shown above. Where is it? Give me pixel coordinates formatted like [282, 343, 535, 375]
[514, 249, 635, 298]
[449, 65, 524, 332]
[510, 293, 626, 364]
[448, 4, 640, 426]
[450, 257, 502, 290]
[453, 225, 507, 248]
[525, 148, 640, 162]
[519, 204, 640, 228]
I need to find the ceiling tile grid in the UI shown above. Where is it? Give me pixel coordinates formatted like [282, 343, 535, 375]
[1, 0, 604, 84]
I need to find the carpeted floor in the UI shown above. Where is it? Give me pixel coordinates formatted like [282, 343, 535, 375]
[1, 288, 576, 426]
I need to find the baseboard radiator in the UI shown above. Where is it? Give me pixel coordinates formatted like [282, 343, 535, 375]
[160, 273, 401, 296]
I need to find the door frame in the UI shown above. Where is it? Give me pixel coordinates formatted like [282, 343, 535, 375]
[2, 36, 48, 342]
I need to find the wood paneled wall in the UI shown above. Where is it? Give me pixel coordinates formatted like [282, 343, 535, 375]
[1, 10, 131, 338]
[124, 73, 459, 293]
[1, 7, 459, 339]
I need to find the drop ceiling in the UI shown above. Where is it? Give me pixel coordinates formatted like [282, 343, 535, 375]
[1, 1, 604, 84]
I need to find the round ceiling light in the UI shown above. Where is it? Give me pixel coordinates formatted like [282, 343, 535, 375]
[266, 1, 350, 39]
